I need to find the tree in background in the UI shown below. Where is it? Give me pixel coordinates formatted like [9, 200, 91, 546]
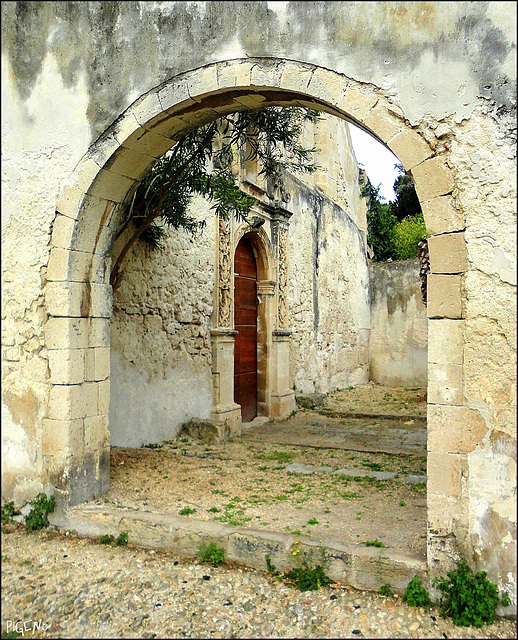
[110, 107, 320, 290]
[363, 164, 426, 262]
[390, 163, 423, 222]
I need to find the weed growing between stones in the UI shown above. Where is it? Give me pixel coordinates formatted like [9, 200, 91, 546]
[379, 584, 393, 597]
[403, 575, 432, 610]
[1, 501, 20, 524]
[178, 506, 197, 516]
[361, 539, 385, 548]
[99, 532, 128, 546]
[433, 559, 511, 627]
[25, 494, 55, 531]
[198, 542, 225, 566]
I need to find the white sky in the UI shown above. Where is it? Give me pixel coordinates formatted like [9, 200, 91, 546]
[347, 122, 401, 203]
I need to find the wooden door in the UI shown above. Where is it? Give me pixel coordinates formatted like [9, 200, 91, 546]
[234, 236, 258, 422]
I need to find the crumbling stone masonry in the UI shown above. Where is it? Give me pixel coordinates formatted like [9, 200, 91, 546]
[2, 2, 516, 608]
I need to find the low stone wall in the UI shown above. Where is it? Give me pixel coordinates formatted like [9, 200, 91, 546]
[369, 259, 427, 387]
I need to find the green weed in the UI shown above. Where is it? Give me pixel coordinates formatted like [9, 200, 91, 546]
[179, 506, 197, 516]
[198, 542, 225, 566]
[433, 559, 511, 627]
[403, 575, 432, 610]
[99, 534, 115, 544]
[361, 539, 385, 548]
[1, 501, 20, 524]
[379, 583, 393, 597]
[25, 493, 55, 531]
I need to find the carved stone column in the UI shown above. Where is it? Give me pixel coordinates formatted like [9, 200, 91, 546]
[270, 212, 296, 417]
[256, 279, 276, 416]
[211, 216, 241, 431]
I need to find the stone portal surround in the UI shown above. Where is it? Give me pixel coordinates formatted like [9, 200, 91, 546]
[46, 57, 469, 574]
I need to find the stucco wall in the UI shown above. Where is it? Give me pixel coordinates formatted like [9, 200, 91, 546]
[1, 1, 516, 604]
[369, 259, 427, 387]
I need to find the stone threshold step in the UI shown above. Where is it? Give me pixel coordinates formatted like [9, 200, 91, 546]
[317, 409, 427, 423]
[285, 464, 427, 484]
[49, 505, 427, 595]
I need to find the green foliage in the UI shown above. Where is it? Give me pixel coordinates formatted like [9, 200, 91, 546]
[361, 539, 385, 548]
[116, 531, 128, 546]
[198, 542, 225, 566]
[111, 106, 320, 289]
[393, 213, 426, 260]
[307, 518, 319, 525]
[403, 575, 432, 610]
[433, 559, 509, 627]
[379, 583, 393, 597]
[389, 164, 422, 222]
[256, 450, 293, 462]
[362, 165, 425, 262]
[265, 554, 277, 574]
[24, 493, 55, 531]
[179, 506, 197, 516]
[282, 562, 333, 591]
[99, 534, 115, 544]
[1, 501, 20, 524]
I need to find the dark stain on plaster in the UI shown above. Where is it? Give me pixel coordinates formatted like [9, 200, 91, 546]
[489, 429, 517, 463]
[2, 2, 515, 144]
[2, 388, 40, 440]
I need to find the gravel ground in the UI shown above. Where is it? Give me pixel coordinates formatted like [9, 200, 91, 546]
[2, 525, 516, 639]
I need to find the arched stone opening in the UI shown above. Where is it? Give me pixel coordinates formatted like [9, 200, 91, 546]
[45, 57, 468, 573]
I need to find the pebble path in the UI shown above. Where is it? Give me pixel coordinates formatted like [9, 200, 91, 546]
[2, 525, 516, 639]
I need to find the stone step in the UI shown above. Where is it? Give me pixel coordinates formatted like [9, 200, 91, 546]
[317, 409, 427, 423]
[285, 463, 427, 484]
[49, 505, 427, 595]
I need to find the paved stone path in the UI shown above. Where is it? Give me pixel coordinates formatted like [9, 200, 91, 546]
[2, 526, 515, 639]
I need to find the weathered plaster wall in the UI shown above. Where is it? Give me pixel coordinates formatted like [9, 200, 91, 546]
[1, 1, 516, 604]
[369, 260, 428, 387]
[109, 197, 216, 447]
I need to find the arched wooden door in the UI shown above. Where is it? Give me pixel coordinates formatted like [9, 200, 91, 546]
[234, 235, 258, 422]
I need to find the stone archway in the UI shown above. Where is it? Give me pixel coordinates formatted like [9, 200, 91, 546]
[45, 57, 469, 573]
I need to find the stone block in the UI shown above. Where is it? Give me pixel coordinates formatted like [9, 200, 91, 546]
[427, 274, 462, 318]
[113, 113, 141, 145]
[103, 146, 157, 181]
[421, 196, 465, 236]
[84, 382, 99, 417]
[89, 283, 113, 318]
[87, 169, 137, 203]
[428, 319, 464, 365]
[50, 214, 76, 249]
[48, 348, 85, 385]
[48, 384, 86, 421]
[55, 185, 87, 220]
[129, 92, 162, 127]
[45, 281, 88, 317]
[295, 392, 327, 409]
[72, 197, 117, 256]
[158, 79, 195, 114]
[307, 67, 346, 105]
[386, 128, 433, 170]
[98, 379, 111, 415]
[428, 232, 468, 274]
[45, 317, 90, 350]
[84, 415, 109, 451]
[428, 405, 487, 454]
[250, 61, 282, 88]
[186, 64, 219, 100]
[427, 452, 461, 497]
[428, 363, 464, 405]
[280, 63, 314, 94]
[47, 248, 108, 284]
[336, 87, 378, 122]
[184, 418, 230, 444]
[85, 347, 110, 382]
[121, 129, 174, 159]
[42, 418, 84, 456]
[412, 157, 455, 202]
[363, 106, 405, 143]
[88, 318, 110, 348]
[75, 158, 103, 193]
[427, 492, 460, 535]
